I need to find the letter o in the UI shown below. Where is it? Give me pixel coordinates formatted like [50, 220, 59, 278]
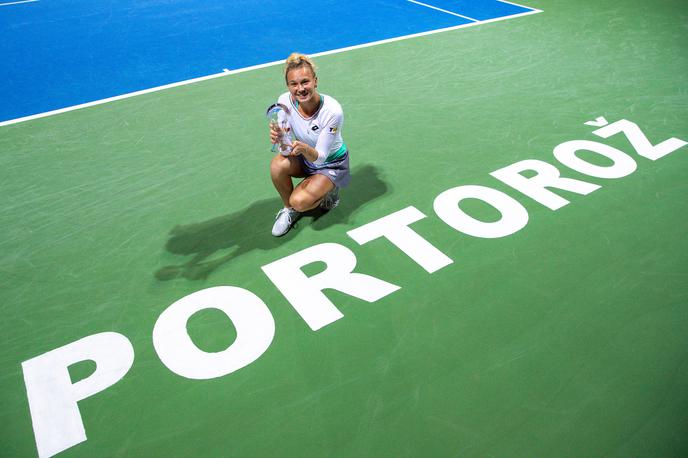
[433, 185, 529, 238]
[553, 140, 637, 178]
[153, 286, 275, 380]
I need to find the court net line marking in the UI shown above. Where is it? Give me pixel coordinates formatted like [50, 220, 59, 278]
[0, 5, 542, 128]
[0, 0, 38, 6]
[407, 0, 478, 22]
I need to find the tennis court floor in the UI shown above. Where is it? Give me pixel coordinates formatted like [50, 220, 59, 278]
[2, 0, 687, 456]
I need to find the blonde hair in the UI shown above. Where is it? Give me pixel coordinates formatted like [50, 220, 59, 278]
[284, 53, 317, 82]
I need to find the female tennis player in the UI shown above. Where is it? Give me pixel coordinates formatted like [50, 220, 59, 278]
[269, 53, 350, 237]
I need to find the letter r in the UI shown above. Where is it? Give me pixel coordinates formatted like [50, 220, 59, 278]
[262, 243, 400, 331]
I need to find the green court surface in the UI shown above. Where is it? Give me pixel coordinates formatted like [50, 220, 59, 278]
[2, 0, 687, 456]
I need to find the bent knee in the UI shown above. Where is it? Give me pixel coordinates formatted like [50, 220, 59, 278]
[270, 154, 290, 173]
[271, 155, 303, 179]
[289, 192, 315, 213]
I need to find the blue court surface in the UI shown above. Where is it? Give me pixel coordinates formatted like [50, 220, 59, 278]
[0, 0, 538, 123]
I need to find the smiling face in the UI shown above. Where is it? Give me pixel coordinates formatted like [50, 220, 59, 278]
[286, 66, 318, 107]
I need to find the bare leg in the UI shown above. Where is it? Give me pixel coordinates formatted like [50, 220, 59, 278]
[289, 174, 335, 212]
[270, 155, 305, 207]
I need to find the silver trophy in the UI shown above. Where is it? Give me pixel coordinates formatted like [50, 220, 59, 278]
[266, 103, 292, 156]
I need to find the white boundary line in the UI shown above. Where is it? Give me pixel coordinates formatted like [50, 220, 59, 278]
[497, 0, 543, 13]
[0, 6, 542, 128]
[407, 0, 479, 22]
[0, 0, 38, 6]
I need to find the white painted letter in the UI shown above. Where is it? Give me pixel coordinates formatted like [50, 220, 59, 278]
[490, 159, 601, 210]
[553, 140, 637, 178]
[347, 206, 453, 273]
[261, 243, 400, 331]
[433, 185, 528, 238]
[22, 332, 134, 458]
[592, 119, 687, 160]
[153, 286, 275, 380]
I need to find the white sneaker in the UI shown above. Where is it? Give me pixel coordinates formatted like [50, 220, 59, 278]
[272, 207, 301, 236]
[320, 187, 340, 210]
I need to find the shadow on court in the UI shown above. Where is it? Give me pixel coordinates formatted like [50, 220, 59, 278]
[309, 164, 391, 231]
[155, 164, 390, 281]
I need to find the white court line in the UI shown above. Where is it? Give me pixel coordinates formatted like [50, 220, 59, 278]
[497, 0, 543, 13]
[0, 6, 542, 128]
[407, 0, 478, 22]
[0, 0, 39, 7]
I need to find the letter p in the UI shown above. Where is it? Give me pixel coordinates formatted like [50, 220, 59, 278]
[21, 332, 134, 458]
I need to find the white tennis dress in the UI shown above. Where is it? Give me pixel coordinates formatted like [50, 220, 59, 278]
[277, 92, 347, 167]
